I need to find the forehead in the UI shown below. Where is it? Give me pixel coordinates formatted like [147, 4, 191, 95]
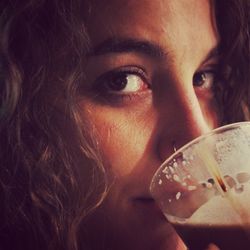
[84, 0, 217, 41]
[83, 0, 218, 66]
[83, 0, 218, 73]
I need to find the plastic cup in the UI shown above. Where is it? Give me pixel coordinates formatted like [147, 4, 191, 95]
[150, 122, 250, 250]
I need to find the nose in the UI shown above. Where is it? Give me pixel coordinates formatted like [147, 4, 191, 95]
[157, 83, 214, 162]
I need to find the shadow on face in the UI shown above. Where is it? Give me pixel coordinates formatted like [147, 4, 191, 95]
[79, 0, 219, 249]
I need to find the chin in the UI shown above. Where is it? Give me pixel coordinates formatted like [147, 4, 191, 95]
[113, 208, 186, 250]
[139, 220, 185, 250]
[122, 228, 185, 250]
[81, 208, 186, 250]
[152, 223, 187, 250]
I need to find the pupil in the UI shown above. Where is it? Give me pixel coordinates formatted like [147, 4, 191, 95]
[193, 72, 206, 86]
[108, 73, 128, 91]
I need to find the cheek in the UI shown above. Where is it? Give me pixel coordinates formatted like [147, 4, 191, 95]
[90, 109, 156, 177]
[200, 96, 220, 128]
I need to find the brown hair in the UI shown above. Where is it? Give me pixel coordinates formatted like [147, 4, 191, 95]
[0, 1, 107, 250]
[215, 0, 250, 123]
[0, 0, 249, 250]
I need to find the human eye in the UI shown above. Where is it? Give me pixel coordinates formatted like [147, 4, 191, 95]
[193, 70, 216, 91]
[93, 66, 151, 103]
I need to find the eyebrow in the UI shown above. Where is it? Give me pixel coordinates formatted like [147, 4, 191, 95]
[202, 46, 220, 63]
[87, 38, 167, 59]
[88, 37, 220, 67]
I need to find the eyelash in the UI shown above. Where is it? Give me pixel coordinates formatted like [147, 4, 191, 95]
[92, 66, 217, 104]
[193, 69, 217, 91]
[93, 66, 151, 102]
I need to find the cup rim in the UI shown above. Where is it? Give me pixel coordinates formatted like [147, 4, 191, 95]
[150, 121, 250, 192]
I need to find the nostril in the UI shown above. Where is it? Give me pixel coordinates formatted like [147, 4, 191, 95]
[172, 140, 177, 153]
[157, 122, 211, 163]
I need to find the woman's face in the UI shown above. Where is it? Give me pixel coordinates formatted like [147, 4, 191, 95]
[80, 0, 219, 249]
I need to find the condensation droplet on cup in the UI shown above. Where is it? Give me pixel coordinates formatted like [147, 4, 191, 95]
[173, 174, 181, 182]
[173, 162, 178, 168]
[162, 166, 169, 174]
[187, 185, 197, 191]
[176, 192, 181, 200]
[169, 166, 175, 174]
[206, 182, 213, 189]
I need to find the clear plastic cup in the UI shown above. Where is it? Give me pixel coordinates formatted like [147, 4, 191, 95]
[150, 122, 250, 250]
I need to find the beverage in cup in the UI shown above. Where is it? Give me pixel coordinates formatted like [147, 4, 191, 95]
[150, 122, 250, 250]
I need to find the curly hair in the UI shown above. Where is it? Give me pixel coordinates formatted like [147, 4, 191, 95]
[215, 0, 250, 123]
[0, 1, 107, 250]
[0, 1, 249, 250]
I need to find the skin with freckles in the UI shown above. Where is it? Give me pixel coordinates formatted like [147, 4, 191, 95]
[80, 0, 219, 249]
